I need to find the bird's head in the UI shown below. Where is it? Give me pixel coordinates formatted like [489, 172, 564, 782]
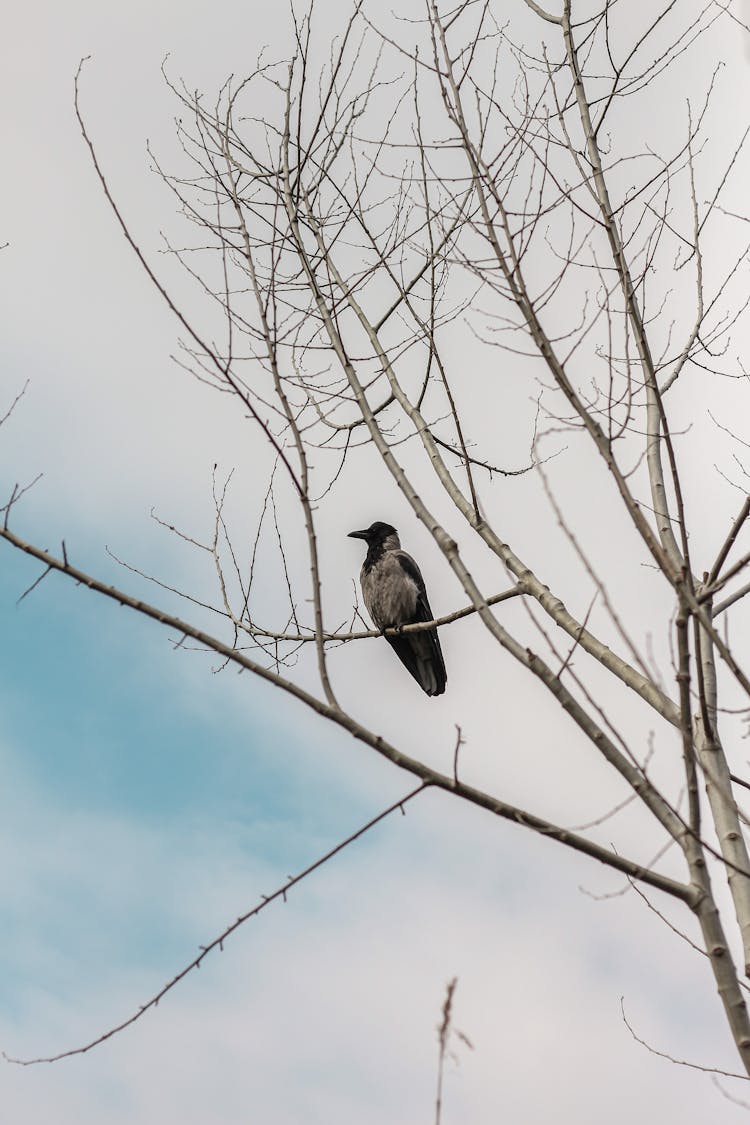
[348, 521, 399, 548]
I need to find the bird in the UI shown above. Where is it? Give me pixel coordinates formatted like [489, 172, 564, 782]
[348, 521, 447, 696]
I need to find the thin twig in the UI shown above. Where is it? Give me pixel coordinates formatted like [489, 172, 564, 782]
[4, 784, 428, 1065]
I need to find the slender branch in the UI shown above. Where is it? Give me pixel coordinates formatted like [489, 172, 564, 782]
[620, 998, 749, 1081]
[4, 784, 428, 1065]
[522, 0, 563, 23]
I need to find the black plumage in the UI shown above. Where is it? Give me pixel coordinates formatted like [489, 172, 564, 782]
[348, 521, 447, 696]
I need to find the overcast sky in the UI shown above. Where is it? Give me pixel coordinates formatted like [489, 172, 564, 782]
[3, 2, 750, 1122]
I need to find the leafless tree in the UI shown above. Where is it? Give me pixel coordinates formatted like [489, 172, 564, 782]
[4, 0, 750, 1101]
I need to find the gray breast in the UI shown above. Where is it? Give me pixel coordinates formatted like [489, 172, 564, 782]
[361, 553, 419, 629]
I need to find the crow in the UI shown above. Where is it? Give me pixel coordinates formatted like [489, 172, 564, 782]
[348, 521, 447, 696]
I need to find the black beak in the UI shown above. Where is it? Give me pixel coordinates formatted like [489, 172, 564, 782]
[348, 529, 369, 540]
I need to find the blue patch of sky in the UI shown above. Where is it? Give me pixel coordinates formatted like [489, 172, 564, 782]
[0, 544, 376, 841]
[0, 539, 403, 1004]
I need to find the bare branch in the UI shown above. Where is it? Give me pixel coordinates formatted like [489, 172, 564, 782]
[5, 783, 428, 1065]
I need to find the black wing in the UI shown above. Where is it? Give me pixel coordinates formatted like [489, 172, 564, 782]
[384, 552, 447, 696]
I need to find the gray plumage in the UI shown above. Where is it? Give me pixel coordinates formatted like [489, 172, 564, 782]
[348, 521, 447, 697]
